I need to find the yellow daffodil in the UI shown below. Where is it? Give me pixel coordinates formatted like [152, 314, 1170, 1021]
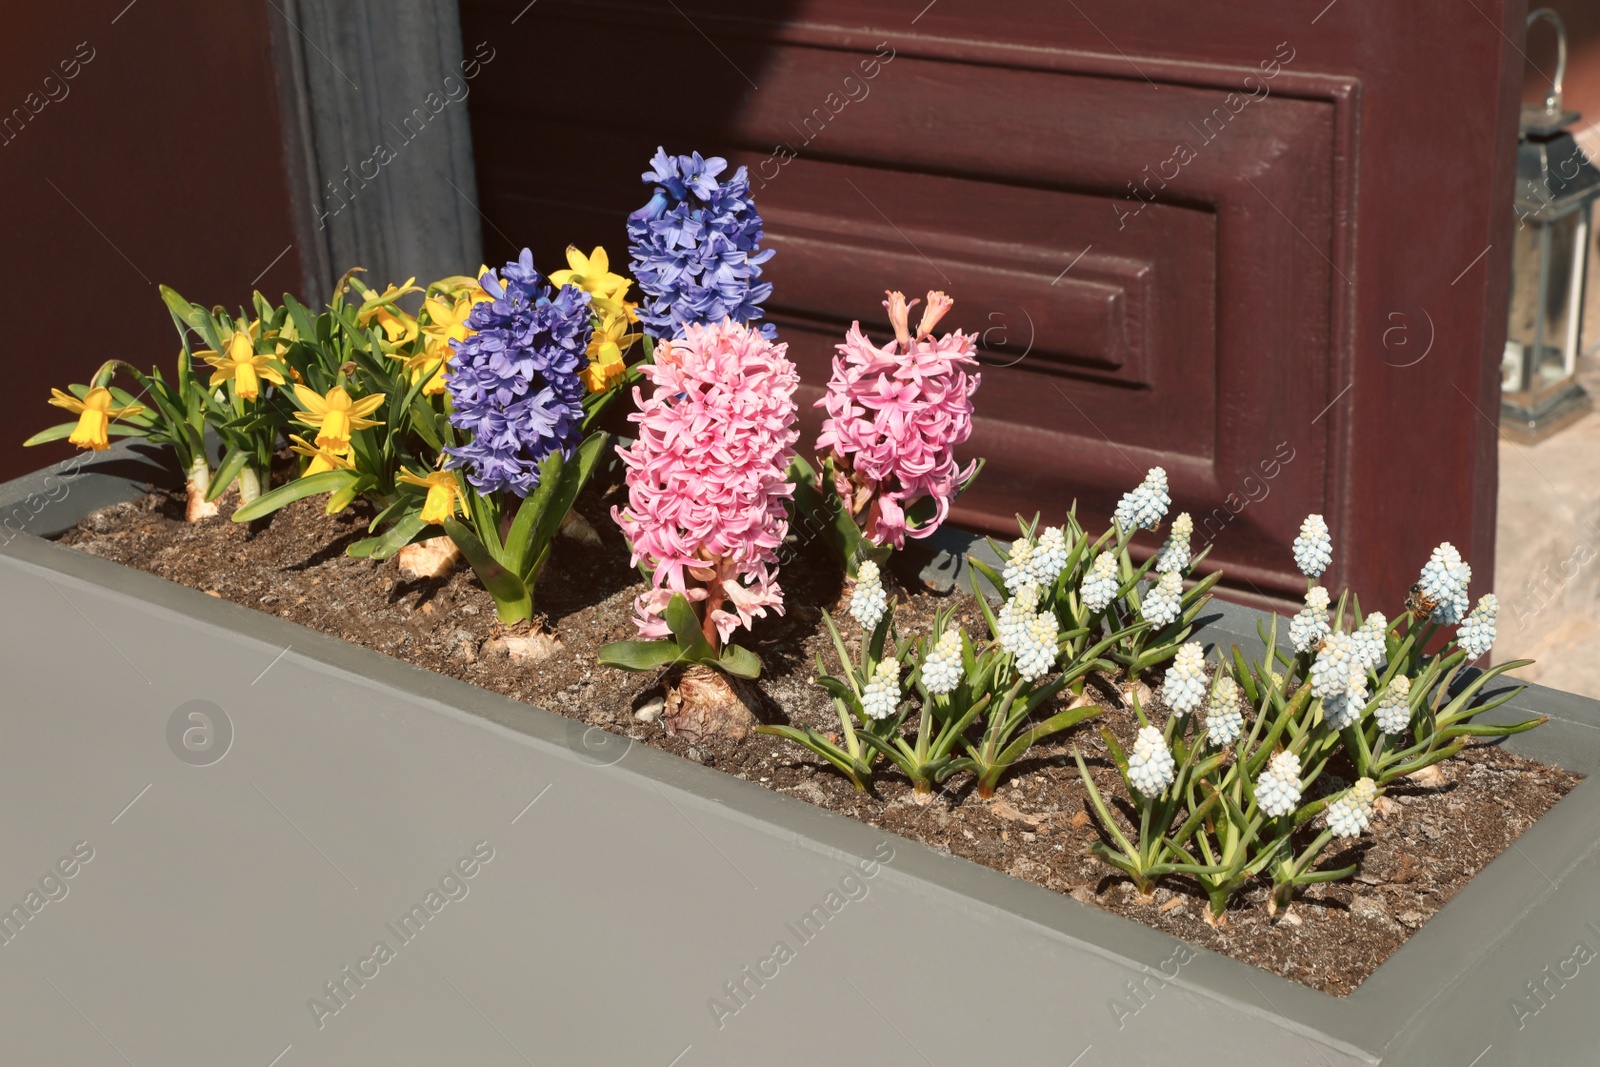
[397, 468, 463, 524]
[550, 246, 632, 303]
[422, 291, 474, 349]
[199, 326, 284, 401]
[288, 433, 356, 477]
[582, 312, 639, 393]
[357, 278, 422, 344]
[48, 387, 144, 451]
[291, 384, 385, 454]
[396, 350, 449, 396]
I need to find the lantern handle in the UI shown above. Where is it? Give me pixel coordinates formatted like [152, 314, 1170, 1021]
[1527, 8, 1568, 116]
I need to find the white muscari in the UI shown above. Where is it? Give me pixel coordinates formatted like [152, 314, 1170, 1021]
[1309, 631, 1362, 699]
[1142, 570, 1183, 629]
[1255, 750, 1303, 818]
[1290, 586, 1332, 654]
[1162, 642, 1209, 716]
[1205, 675, 1245, 747]
[1002, 537, 1035, 594]
[1351, 612, 1387, 671]
[860, 659, 902, 720]
[996, 582, 1037, 650]
[1013, 611, 1060, 683]
[1374, 674, 1413, 735]
[1326, 778, 1378, 839]
[1418, 542, 1472, 625]
[1114, 467, 1171, 532]
[1127, 725, 1176, 796]
[849, 560, 888, 632]
[1322, 674, 1368, 731]
[1457, 594, 1498, 660]
[920, 628, 963, 696]
[1029, 525, 1069, 585]
[1155, 513, 1193, 574]
[1292, 513, 1333, 578]
[1081, 552, 1119, 614]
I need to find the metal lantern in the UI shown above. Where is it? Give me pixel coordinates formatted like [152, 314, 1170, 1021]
[1502, 8, 1600, 442]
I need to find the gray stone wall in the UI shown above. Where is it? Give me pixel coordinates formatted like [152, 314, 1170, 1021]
[267, 0, 483, 302]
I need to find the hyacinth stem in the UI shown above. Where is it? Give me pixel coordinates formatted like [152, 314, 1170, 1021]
[493, 596, 535, 626]
[237, 466, 263, 505]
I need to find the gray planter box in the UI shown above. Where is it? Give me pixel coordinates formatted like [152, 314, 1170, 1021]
[2, 444, 1597, 1066]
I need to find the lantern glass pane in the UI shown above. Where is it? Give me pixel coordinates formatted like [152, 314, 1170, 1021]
[1506, 217, 1543, 393]
[1537, 210, 1583, 388]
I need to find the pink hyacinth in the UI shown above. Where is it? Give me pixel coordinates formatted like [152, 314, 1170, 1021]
[612, 319, 800, 644]
[814, 290, 980, 549]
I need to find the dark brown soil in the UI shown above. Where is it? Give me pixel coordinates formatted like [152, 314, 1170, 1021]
[59, 475, 1581, 997]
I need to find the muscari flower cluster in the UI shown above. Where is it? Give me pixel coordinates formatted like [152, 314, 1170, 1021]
[1141, 570, 1183, 629]
[861, 659, 902, 720]
[443, 250, 591, 497]
[1127, 726, 1176, 796]
[1417, 541, 1472, 625]
[1114, 467, 1170, 532]
[1290, 586, 1332, 654]
[1205, 675, 1245, 747]
[1352, 612, 1387, 671]
[1326, 778, 1378, 839]
[1255, 750, 1303, 818]
[1458, 594, 1499, 660]
[612, 320, 799, 642]
[997, 582, 1058, 682]
[1005, 526, 1069, 593]
[1292, 513, 1332, 578]
[1375, 674, 1412, 735]
[849, 559, 889, 631]
[814, 290, 981, 549]
[1310, 631, 1368, 731]
[1162, 642, 1208, 716]
[921, 629, 963, 696]
[1081, 552, 1120, 614]
[1156, 513, 1193, 574]
[627, 148, 775, 341]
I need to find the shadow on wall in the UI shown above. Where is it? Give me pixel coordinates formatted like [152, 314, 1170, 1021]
[457, 0, 805, 274]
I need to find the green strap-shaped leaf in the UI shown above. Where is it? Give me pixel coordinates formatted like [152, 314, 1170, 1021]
[506, 432, 611, 580]
[351, 512, 428, 559]
[442, 517, 530, 623]
[665, 593, 716, 661]
[598, 640, 693, 673]
[206, 448, 253, 503]
[231, 470, 359, 523]
[718, 643, 762, 679]
[24, 422, 150, 447]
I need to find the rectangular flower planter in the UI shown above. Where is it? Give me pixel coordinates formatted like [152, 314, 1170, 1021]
[3, 443, 1598, 1065]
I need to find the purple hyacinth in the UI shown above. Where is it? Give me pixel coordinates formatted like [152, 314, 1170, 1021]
[627, 147, 776, 341]
[443, 249, 592, 497]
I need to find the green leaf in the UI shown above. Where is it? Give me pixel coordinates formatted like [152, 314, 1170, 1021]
[666, 593, 715, 660]
[348, 512, 427, 560]
[206, 448, 251, 503]
[442, 517, 531, 622]
[718, 643, 763, 679]
[231, 470, 357, 522]
[598, 640, 693, 673]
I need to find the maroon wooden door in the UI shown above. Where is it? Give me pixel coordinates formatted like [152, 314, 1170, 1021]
[460, 0, 1523, 609]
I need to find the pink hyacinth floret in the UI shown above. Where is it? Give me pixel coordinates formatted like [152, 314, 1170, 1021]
[814, 289, 980, 549]
[612, 318, 800, 643]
